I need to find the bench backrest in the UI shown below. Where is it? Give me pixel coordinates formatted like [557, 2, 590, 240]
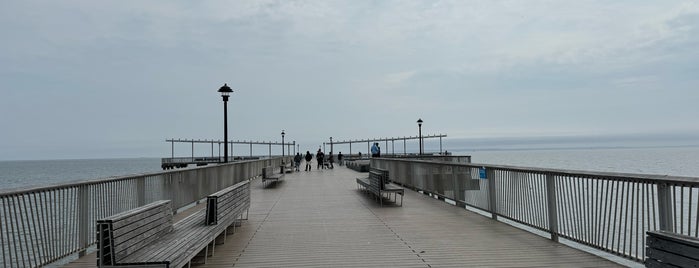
[206, 180, 251, 225]
[369, 168, 389, 190]
[262, 166, 274, 179]
[646, 230, 699, 267]
[97, 200, 173, 266]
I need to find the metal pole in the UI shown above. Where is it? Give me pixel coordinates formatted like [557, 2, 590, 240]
[657, 183, 674, 232]
[349, 143, 352, 156]
[250, 143, 253, 157]
[223, 96, 229, 163]
[269, 144, 271, 159]
[192, 141, 194, 159]
[404, 138, 406, 155]
[440, 136, 442, 154]
[546, 173, 559, 242]
[211, 142, 214, 158]
[171, 140, 174, 158]
[419, 125, 423, 155]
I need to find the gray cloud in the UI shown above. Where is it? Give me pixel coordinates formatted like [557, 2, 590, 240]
[1, 0, 698, 160]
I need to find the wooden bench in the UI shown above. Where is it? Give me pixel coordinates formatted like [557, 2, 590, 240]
[280, 163, 294, 173]
[97, 181, 251, 268]
[262, 166, 284, 185]
[646, 230, 699, 267]
[356, 168, 404, 206]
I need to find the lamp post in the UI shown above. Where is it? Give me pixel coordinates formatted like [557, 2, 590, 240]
[281, 130, 285, 163]
[218, 84, 233, 163]
[417, 118, 423, 155]
[330, 137, 333, 153]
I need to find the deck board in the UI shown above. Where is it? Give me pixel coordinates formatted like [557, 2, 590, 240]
[65, 164, 624, 267]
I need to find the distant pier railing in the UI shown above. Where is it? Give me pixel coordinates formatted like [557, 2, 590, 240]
[373, 158, 699, 263]
[160, 156, 262, 169]
[0, 157, 289, 268]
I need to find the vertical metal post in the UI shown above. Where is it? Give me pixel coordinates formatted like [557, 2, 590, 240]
[487, 168, 498, 220]
[440, 136, 442, 154]
[211, 142, 214, 158]
[419, 126, 423, 155]
[385, 140, 388, 156]
[250, 143, 253, 157]
[77, 185, 89, 257]
[367, 142, 370, 156]
[171, 140, 174, 158]
[392, 140, 395, 155]
[546, 173, 559, 242]
[191, 141, 194, 159]
[137, 177, 146, 206]
[404, 138, 407, 155]
[349, 143, 352, 155]
[657, 183, 674, 232]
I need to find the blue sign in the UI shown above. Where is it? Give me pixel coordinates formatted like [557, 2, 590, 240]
[479, 167, 487, 179]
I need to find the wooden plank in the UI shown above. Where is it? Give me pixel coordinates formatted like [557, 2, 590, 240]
[99, 200, 171, 223]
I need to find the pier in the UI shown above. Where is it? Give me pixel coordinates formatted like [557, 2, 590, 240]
[2, 156, 698, 267]
[65, 165, 620, 267]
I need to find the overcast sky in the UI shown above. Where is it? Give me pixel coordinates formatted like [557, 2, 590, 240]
[1, 1, 698, 160]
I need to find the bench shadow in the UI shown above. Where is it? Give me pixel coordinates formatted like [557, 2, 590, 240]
[262, 180, 284, 189]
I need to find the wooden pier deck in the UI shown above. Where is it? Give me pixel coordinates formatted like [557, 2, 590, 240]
[67, 164, 624, 267]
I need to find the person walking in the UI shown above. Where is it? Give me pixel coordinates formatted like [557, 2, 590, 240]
[304, 151, 313, 171]
[328, 152, 334, 169]
[338, 152, 343, 166]
[293, 153, 302, 172]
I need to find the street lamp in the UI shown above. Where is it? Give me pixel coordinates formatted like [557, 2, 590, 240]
[218, 83, 233, 163]
[417, 118, 423, 155]
[281, 130, 285, 163]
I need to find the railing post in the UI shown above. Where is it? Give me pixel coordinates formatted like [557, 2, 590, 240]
[657, 183, 674, 232]
[137, 177, 146, 206]
[487, 168, 497, 220]
[77, 185, 89, 257]
[546, 173, 559, 242]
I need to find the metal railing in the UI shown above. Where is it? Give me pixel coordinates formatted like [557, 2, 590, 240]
[372, 158, 699, 263]
[0, 157, 289, 267]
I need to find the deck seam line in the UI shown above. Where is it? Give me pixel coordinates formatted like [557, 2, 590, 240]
[355, 189, 432, 268]
[231, 179, 284, 267]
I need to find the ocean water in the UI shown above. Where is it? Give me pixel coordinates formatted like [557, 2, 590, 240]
[0, 158, 163, 191]
[455, 146, 699, 178]
[1, 146, 698, 192]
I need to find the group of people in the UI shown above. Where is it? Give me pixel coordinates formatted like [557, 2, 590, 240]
[293, 150, 344, 171]
[289, 142, 381, 171]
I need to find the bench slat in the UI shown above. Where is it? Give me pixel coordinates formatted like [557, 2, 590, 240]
[645, 230, 699, 268]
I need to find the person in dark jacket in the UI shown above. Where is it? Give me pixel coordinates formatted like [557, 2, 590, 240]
[338, 152, 343, 166]
[304, 151, 313, 171]
[316, 149, 324, 170]
[328, 152, 334, 169]
[293, 153, 302, 171]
